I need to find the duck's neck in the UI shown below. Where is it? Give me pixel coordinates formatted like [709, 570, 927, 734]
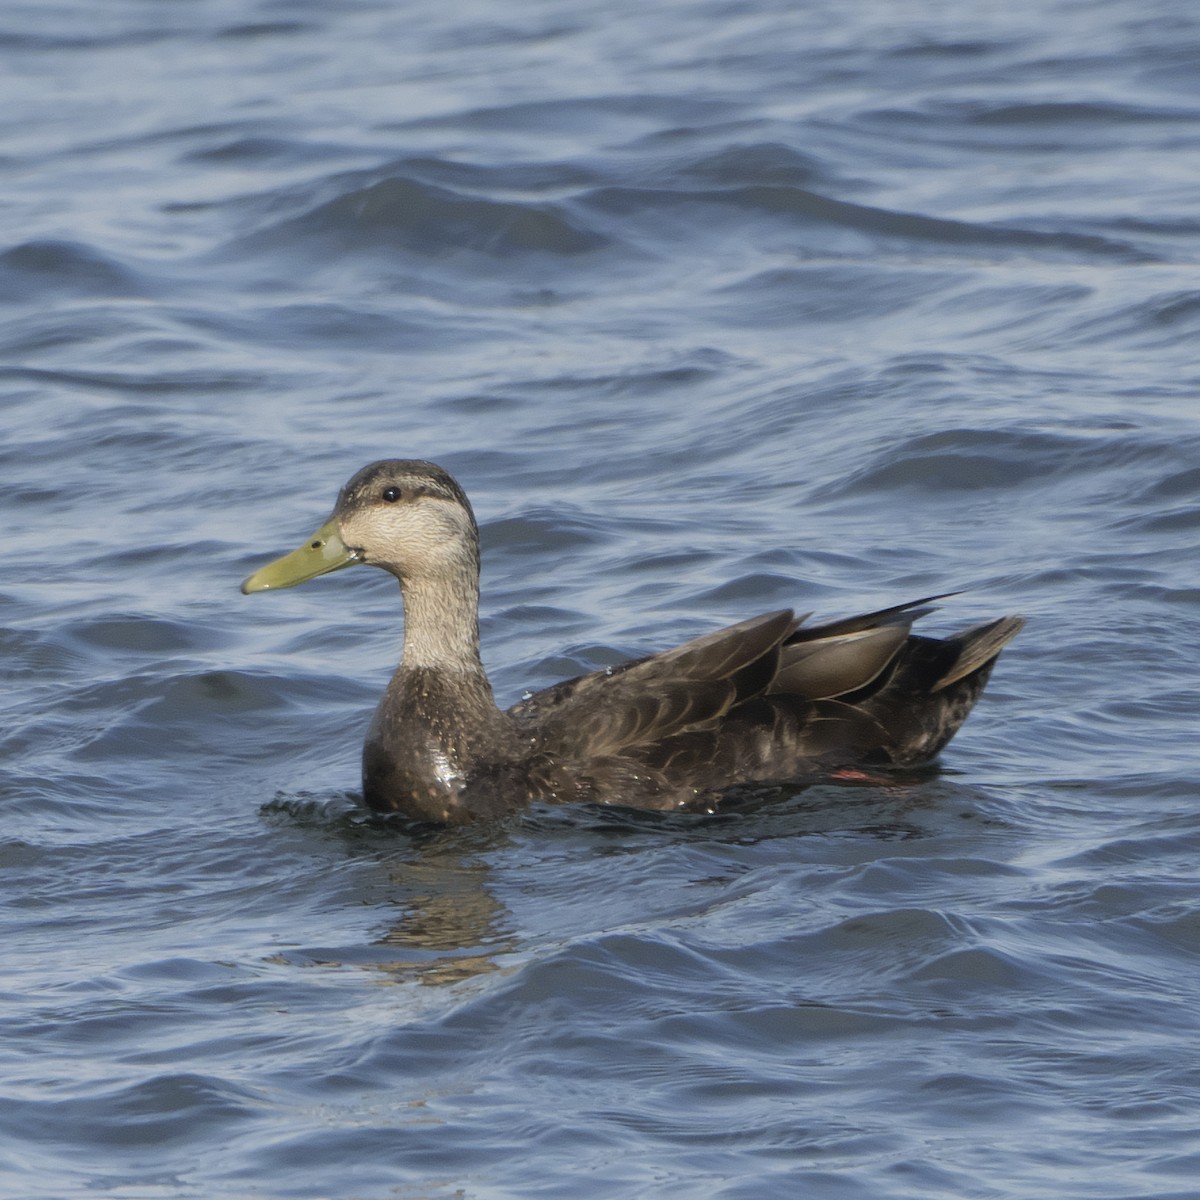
[399, 567, 490, 684]
[363, 567, 508, 820]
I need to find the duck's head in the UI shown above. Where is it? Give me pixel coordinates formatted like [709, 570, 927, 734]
[241, 459, 479, 595]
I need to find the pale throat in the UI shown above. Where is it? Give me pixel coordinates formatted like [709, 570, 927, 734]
[398, 571, 485, 671]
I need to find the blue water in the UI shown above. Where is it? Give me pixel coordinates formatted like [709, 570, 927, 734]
[3, 1, 1200, 1196]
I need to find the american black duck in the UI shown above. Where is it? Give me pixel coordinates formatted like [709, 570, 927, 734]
[242, 460, 1022, 824]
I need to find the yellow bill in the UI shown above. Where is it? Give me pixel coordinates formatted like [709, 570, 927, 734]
[241, 517, 360, 594]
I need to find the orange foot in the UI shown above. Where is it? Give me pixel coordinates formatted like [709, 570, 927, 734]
[828, 767, 893, 785]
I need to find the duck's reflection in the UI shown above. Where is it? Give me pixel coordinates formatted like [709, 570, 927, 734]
[372, 850, 512, 985]
[291, 768, 958, 987]
[348, 817, 517, 986]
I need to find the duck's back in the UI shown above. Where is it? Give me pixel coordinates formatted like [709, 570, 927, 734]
[508, 601, 1023, 810]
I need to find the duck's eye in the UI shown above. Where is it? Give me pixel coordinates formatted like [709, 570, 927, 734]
[381, 486, 402, 503]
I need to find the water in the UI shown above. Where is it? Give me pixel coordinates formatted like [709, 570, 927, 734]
[2, 0, 1200, 1196]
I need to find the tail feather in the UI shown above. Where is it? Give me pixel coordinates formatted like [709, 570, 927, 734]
[932, 616, 1025, 691]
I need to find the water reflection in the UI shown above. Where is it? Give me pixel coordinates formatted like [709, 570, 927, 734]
[269, 771, 960, 987]
[339, 812, 520, 986]
[372, 852, 513, 986]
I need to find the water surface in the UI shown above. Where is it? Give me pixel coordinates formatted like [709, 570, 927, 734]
[2, 1, 1200, 1197]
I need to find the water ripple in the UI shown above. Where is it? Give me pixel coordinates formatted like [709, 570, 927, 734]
[2, 1, 1199, 1198]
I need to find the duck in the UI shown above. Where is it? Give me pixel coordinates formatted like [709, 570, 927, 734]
[241, 459, 1022, 824]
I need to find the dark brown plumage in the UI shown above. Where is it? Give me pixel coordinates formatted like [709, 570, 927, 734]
[242, 459, 1022, 824]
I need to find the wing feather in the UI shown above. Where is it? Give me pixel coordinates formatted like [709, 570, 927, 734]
[509, 609, 795, 757]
